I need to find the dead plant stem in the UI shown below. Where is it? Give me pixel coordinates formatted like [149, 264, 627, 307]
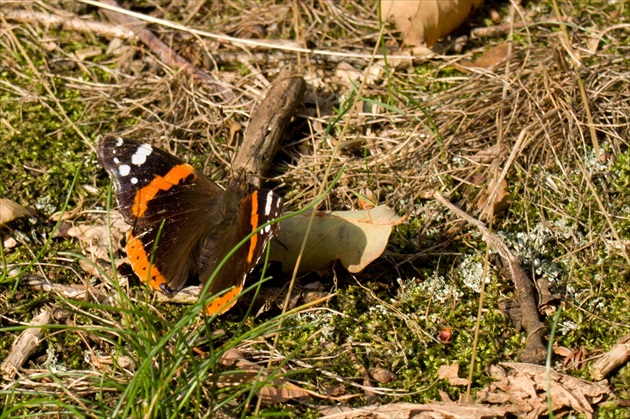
[551, 0, 601, 160]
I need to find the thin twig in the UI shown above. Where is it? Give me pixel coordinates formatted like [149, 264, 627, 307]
[98, 0, 235, 103]
[434, 191, 547, 364]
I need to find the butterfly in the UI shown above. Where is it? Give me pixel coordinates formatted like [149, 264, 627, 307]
[96, 135, 282, 315]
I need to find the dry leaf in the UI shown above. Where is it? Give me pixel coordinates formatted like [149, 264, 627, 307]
[370, 367, 396, 384]
[220, 348, 311, 405]
[357, 188, 376, 210]
[334, 62, 381, 87]
[3, 236, 18, 249]
[470, 143, 509, 164]
[50, 194, 84, 221]
[0, 199, 32, 226]
[382, 0, 483, 47]
[66, 211, 128, 262]
[457, 43, 511, 70]
[476, 178, 510, 219]
[437, 363, 470, 386]
[476, 362, 612, 419]
[270, 205, 403, 275]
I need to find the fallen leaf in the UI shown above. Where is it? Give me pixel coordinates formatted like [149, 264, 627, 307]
[50, 194, 84, 221]
[382, 0, 483, 47]
[334, 62, 380, 87]
[3, 236, 18, 249]
[457, 43, 511, 70]
[370, 367, 396, 384]
[437, 363, 470, 386]
[270, 205, 403, 275]
[476, 362, 612, 419]
[357, 188, 376, 210]
[66, 211, 128, 262]
[220, 348, 311, 405]
[470, 143, 509, 164]
[0, 199, 33, 226]
[476, 178, 510, 219]
[228, 120, 242, 146]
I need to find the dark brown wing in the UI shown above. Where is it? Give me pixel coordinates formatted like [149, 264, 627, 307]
[97, 135, 228, 294]
[199, 189, 283, 315]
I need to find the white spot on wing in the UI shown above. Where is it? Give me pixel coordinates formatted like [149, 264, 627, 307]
[113, 157, 120, 164]
[264, 224, 271, 233]
[264, 191, 274, 215]
[116, 137, 124, 147]
[131, 144, 152, 166]
[118, 164, 131, 176]
[131, 177, 138, 184]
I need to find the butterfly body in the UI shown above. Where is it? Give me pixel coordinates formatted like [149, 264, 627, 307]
[96, 135, 282, 315]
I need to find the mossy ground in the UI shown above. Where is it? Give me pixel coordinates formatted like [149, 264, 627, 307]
[1, 0, 630, 417]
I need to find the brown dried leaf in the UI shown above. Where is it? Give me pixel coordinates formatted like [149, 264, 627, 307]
[457, 43, 511, 70]
[0, 199, 32, 226]
[66, 211, 128, 261]
[220, 348, 311, 405]
[476, 362, 612, 419]
[370, 367, 396, 384]
[476, 178, 510, 219]
[382, 0, 483, 47]
[270, 205, 403, 275]
[50, 194, 84, 221]
[437, 363, 470, 386]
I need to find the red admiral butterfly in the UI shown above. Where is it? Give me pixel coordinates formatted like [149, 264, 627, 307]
[96, 135, 283, 315]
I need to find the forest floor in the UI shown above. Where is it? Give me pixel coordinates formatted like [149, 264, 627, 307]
[1, 1, 629, 418]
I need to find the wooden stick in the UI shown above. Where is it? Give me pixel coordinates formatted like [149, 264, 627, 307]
[2, 9, 135, 39]
[98, 0, 235, 103]
[1, 308, 52, 380]
[434, 191, 547, 364]
[590, 333, 630, 380]
[230, 69, 306, 189]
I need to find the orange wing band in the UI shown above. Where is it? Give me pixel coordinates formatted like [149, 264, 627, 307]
[246, 190, 259, 263]
[132, 164, 197, 218]
[205, 285, 243, 316]
[126, 231, 169, 292]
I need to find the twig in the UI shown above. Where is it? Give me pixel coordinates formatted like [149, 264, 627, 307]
[590, 333, 630, 381]
[25, 275, 111, 304]
[434, 191, 547, 364]
[231, 68, 306, 188]
[347, 349, 376, 403]
[1, 308, 52, 380]
[78, 0, 425, 62]
[2, 9, 134, 39]
[97, 0, 235, 103]
[470, 21, 527, 38]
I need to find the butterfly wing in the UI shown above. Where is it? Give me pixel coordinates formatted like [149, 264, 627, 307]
[97, 135, 226, 294]
[198, 189, 283, 315]
[97, 135, 283, 314]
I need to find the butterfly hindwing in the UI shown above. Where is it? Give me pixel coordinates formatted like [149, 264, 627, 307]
[199, 189, 283, 315]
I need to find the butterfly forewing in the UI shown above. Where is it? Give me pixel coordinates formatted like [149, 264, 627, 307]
[96, 135, 284, 313]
